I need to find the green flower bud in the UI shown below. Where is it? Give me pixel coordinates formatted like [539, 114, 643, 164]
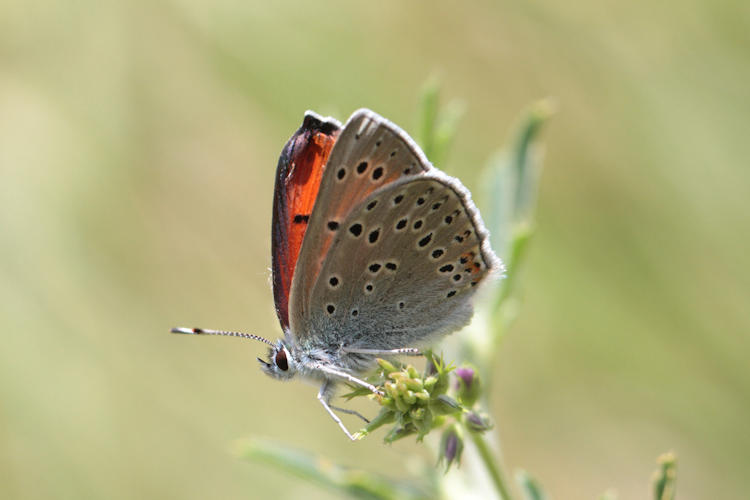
[433, 370, 451, 396]
[377, 358, 398, 373]
[404, 377, 424, 392]
[394, 394, 411, 413]
[410, 407, 426, 421]
[385, 382, 398, 399]
[415, 390, 430, 401]
[396, 381, 408, 395]
[423, 376, 438, 392]
[403, 390, 417, 405]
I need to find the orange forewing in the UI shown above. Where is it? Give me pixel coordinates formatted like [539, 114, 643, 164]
[271, 114, 340, 330]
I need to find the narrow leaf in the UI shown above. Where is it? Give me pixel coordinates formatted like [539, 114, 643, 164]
[237, 438, 432, 500]
[652, 452, 677, 500]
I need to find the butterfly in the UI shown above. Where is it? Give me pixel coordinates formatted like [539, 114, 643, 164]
[172, 109, 502, 439]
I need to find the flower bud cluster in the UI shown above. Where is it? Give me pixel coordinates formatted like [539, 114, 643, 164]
[353, 354, 457, 442]
[347, 352, 492, 471]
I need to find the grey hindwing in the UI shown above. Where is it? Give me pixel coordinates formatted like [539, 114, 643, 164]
[303, 174, 500, 351]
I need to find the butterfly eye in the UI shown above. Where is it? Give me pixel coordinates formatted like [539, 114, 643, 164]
[274, 349, 289, 371]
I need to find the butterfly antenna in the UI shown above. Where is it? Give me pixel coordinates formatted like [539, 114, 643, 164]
[170, 327, 275, 347]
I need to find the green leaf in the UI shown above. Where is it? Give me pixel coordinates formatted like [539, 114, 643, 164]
[509, 99, 555, 225]
[237, 438, 432, 500]
[479, 99, 554, 345]
[492, 222, 534, 324]
[417, 77, 441, 160]
[431, 100, 465, 167]
[415, 77, 463, 167]
[482, 98, 554, 263]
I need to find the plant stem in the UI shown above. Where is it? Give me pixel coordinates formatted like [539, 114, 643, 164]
[468, 430, 516, 500]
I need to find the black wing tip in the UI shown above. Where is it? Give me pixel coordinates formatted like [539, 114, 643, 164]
[302, 111, 341, 135]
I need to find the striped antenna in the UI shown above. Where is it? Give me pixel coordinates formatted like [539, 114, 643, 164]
[170, 327, 275, 347]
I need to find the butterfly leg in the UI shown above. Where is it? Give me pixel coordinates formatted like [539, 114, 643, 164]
[342, 347, 422, 356]
[317, 383, 357, 440]
[314, 363, 384, 396]
[329, 405, 370, 423]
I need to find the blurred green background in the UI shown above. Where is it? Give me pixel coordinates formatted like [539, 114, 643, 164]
[1, 1, 748, 499]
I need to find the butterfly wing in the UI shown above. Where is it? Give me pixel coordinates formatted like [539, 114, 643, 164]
[288, 109, 501, 344]
[302, 174, 501, 349]
[271, 111, 340, 331]
[288, 109, 433, 334]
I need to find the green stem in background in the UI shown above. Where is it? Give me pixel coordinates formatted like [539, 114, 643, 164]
[516, 470, 547, 500]
[467, 430, 516, 500]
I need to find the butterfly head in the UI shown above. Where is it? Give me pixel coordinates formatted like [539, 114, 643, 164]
[258, 340, 297, 380]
